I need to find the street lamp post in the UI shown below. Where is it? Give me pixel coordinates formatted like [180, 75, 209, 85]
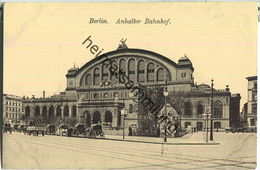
[121, 108, 128, 139]
[210, 79, 214, 141]
[163, 86, 169, 142]
[202, 112, 211, 143]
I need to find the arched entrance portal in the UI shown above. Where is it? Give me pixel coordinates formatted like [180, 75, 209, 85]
[56, 106, 62, 117]
[35, 106, 40, 117]
[196, 122, 203, 131]
[49, 106, 54, 120]
[63, 105, 69, 117]
[84, 111, 91, 127]
[104, 111, 113, 127]
[42, 106, 47, 118]
[25, 106, 30, 118]
[104, 111, 112, 123]
[93, 111, 101, 124]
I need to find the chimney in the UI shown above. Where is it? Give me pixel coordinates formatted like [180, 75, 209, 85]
[43, 90, 45, 98]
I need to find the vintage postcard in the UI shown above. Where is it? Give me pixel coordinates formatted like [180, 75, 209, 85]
[2, 2, 258, 169]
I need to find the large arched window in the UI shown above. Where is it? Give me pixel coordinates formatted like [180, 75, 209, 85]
[35, 106, 40, 117]
[25, 106, 30, 118]
[138, 60, 145, 82]
[128, 59, 135, 81]
[184, 101, 192, 117]
[147, 63, 154, 82]
[85, 74, 92, 85]
[197, 102, 204, 117]
[63, 105, 69, 117]
[110, 60, 118, 84]
[213, 100, 223, 118]
[119, 59, 126, 84]
[157, 68, 164, 82]
[93, 68, 100, 85]
[102, 64, 109, 81]
[72, 106, 77, 117]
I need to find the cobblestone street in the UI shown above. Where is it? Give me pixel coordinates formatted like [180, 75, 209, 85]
[3, 132, 256, 169]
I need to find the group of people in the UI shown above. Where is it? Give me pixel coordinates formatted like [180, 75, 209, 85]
[3, 123, 13, 134]
[128, 125, 137, 136]
[186, 125, 198, 133]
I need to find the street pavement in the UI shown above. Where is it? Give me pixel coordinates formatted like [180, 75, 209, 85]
[3, 132, 256, 169]
[105, 132, 218, 144]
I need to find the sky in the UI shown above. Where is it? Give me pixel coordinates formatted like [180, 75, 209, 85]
[4, 2, 257, 110]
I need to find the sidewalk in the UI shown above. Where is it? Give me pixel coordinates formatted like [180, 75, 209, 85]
[102, 132, 219, 145]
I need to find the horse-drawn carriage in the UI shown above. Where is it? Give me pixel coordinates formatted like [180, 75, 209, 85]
[13, 124, 19, 131]
[46, 124, 56, 135]
[56, 124, 69, 136]
[74, 124, 86, 136]
[18, 125, 28, 133]
[25, 125, 46, 136]
[3, 123, 12, 134]
[86, 124, 105, 138]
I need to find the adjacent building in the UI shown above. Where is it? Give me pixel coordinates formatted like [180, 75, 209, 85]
[22, 45, 240, 131]
[229, 94, 241, 128]
[246, 76, 257, 132]
[3, 94, 24, 123]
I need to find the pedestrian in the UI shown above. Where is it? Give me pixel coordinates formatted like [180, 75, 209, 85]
[128, 126, 132, 136]
[157, 127, 160, 137]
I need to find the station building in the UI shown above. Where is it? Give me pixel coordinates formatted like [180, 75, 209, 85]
[22, 45, 240, 131]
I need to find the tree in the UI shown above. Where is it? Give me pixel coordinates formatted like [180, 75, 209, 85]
[136, 86, 165, 136]
[167, 91, 190, 131]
